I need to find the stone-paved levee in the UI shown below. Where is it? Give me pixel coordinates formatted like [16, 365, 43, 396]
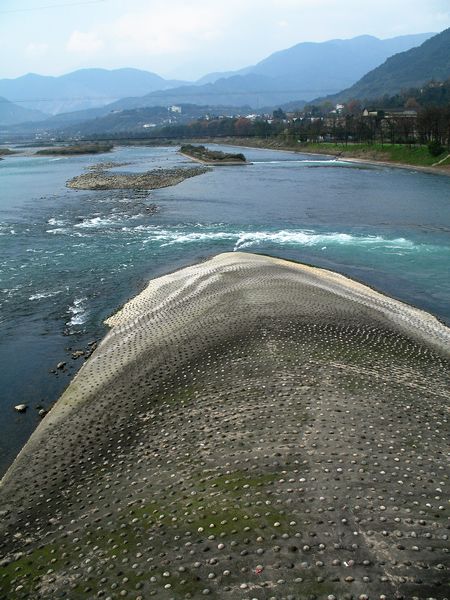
[0, 253, 448, 600]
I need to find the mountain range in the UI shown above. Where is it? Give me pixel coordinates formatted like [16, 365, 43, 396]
[0, 68, 186, 115]
[67, 32, 435, 112]
[198, 32, 433, 90]
[2, 30, 449, 131]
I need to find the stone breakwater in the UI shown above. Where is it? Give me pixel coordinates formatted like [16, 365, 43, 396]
[0, 253, 449, 599]
[67, 165, 208, 190]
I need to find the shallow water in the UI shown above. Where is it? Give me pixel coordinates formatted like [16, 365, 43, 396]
[0, 143, 449, 474]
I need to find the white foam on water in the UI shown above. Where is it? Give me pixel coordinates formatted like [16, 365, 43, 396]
[234, 231, 415, 251]
[74, 216, 121, 229]
[158, 230, 235, 247]
[136, 226, 420, 253]
[0, 224, 18, 236]
[47, 218, 66, 226]
[29, 290, 64, 301]
[254, 159, 348, 165]
[67, 297, 88, 327]
[74, 213, 145, 229]
[46, 228, 88, 238]
[46, 227, 68, 234]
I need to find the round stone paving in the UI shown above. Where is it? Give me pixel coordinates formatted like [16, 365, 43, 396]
[0, 253, 448, 600]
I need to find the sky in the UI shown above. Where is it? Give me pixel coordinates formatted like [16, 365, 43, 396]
[0, 0, 449, 80]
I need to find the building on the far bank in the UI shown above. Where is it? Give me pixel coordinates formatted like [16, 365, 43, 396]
[362, 108, 418, 119]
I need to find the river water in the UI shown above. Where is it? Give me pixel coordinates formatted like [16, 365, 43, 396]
[1, 143, 449, 474]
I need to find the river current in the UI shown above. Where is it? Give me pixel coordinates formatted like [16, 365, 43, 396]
[1, 143, 449, 473]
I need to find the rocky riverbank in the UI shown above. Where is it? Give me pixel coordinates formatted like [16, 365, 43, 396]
[66, 165, 209, 190]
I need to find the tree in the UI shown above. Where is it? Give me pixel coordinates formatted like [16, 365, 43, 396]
[405, 97, 420, 111]
[234, 118, 252, 137]
[345, 99, 362, 116]
[304, 104, 321, 117]
[428, 140, 444, 156]
[320, 101, 334, 114]
[272, 108, 287, 120]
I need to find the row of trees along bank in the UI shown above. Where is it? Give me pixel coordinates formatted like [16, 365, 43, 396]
[83, 80, 450, 157]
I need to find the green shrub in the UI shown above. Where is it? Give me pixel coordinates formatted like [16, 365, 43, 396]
[428, 140, 445, 157]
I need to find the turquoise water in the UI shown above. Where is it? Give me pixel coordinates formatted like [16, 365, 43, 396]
[1, 144, 449, 473]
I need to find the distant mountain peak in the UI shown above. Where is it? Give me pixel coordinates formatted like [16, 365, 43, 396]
[193, 32, 434, 94]
[0, 68, 190, 115]
[0, 96, 48, 126]
[333, 27, 450, 101]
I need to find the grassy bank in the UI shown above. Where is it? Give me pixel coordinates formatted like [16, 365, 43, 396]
[213, 137, 450, 172]
[297, 142, 450, 168]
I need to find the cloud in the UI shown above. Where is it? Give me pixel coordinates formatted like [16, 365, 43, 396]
[62, 0, 226, 61]
[25, 42, 49, 59]
[106, 1, 225, 55]
[66, 30, 104, 54]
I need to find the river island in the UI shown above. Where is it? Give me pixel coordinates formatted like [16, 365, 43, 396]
[180, 144, 248, 165]
[67, 164, 208, 190]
